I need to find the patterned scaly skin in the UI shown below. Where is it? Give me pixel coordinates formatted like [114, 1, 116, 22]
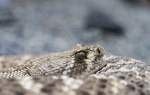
[0, 45, 150, 95]
[0, 44, 106, 79]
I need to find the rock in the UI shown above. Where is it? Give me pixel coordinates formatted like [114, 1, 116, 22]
[0, 8, 16, 26]
[84, 9, 124, 36]
[122, 0, 150, 6]
[122, 0, 143, 5]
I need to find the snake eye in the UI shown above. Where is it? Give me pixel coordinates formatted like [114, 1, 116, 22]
[74, 50, 88, 62]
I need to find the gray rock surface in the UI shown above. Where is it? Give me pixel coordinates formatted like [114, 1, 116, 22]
[0, 0, 149, 63]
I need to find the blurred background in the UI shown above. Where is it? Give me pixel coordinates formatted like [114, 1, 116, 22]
[0, 0, 150, 63]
